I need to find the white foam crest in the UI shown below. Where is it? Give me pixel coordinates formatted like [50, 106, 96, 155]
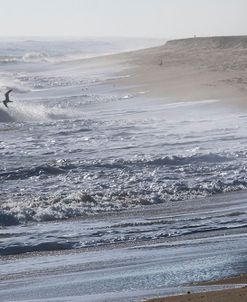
[10, 102, 50, 121]
[0, 52, 50, 64]
[4, 102, 72, 122]
[0, 77, 31, 93]
[22, 52, 50, 63]
[121, 94, 135, 100]
[0, 56, 19, 63]
[0, 191, 126, 225]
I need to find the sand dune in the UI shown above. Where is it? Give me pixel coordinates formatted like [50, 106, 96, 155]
[112, 36, 247, 104]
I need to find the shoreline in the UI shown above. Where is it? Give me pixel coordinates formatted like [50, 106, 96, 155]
[146, 275, 247, 302]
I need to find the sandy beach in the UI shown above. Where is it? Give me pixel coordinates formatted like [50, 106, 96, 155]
[111, 36, 247, 104]
[147, 287, 247, 302]
[146, 275, 247, 302]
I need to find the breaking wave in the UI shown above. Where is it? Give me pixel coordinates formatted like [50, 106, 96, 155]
[22, 52, 50, 63]
[0, 108, 15, 122]
[0, 56, 20, 64]
[0, 153, 232, 182]
[0, 102, 75, 123]
[0, 191, 123, 227]
[0, 158, 74, 179]
[0, 52, 50, 65]
[1, 152, 247, 226]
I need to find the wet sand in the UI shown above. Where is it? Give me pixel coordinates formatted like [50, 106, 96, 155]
[146, 275, 247, 302]
[147, 287, 247, 302]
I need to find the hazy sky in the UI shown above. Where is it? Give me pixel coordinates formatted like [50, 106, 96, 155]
[0, 0, 246, 38]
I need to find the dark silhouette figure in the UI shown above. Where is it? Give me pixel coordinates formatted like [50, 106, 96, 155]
[2, 90, 13, 108]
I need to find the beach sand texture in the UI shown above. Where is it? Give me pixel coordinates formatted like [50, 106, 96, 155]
[113, 36, 247, 103]
[147, 287, 247, 302]
[146, 275, 247, 302]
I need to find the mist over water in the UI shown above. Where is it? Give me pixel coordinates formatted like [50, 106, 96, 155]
[1, 38, 247, 257]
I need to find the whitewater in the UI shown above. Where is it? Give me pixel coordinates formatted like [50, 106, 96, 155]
[0, 38, 247, 302]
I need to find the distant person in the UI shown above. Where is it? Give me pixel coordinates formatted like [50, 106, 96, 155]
[2, 90, 13, 108]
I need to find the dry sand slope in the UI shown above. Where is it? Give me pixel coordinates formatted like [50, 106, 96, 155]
[113, 36, 247, 103]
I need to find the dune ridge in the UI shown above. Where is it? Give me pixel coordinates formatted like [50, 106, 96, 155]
[165, 36, 247, 49]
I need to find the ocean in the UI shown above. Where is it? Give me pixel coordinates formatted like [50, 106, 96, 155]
[0, 38, 247, 301]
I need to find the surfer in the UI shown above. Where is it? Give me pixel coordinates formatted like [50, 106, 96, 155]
[2, 89, 13, 108]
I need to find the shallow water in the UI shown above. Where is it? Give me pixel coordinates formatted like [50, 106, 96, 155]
[1, 192, 247, 301]
[1, 38, 247, 250]
[1, 190, 247, 256]
[1, 234, 247, 301]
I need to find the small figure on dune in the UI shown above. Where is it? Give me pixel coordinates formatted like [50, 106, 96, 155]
[2, 89, 13, 108]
